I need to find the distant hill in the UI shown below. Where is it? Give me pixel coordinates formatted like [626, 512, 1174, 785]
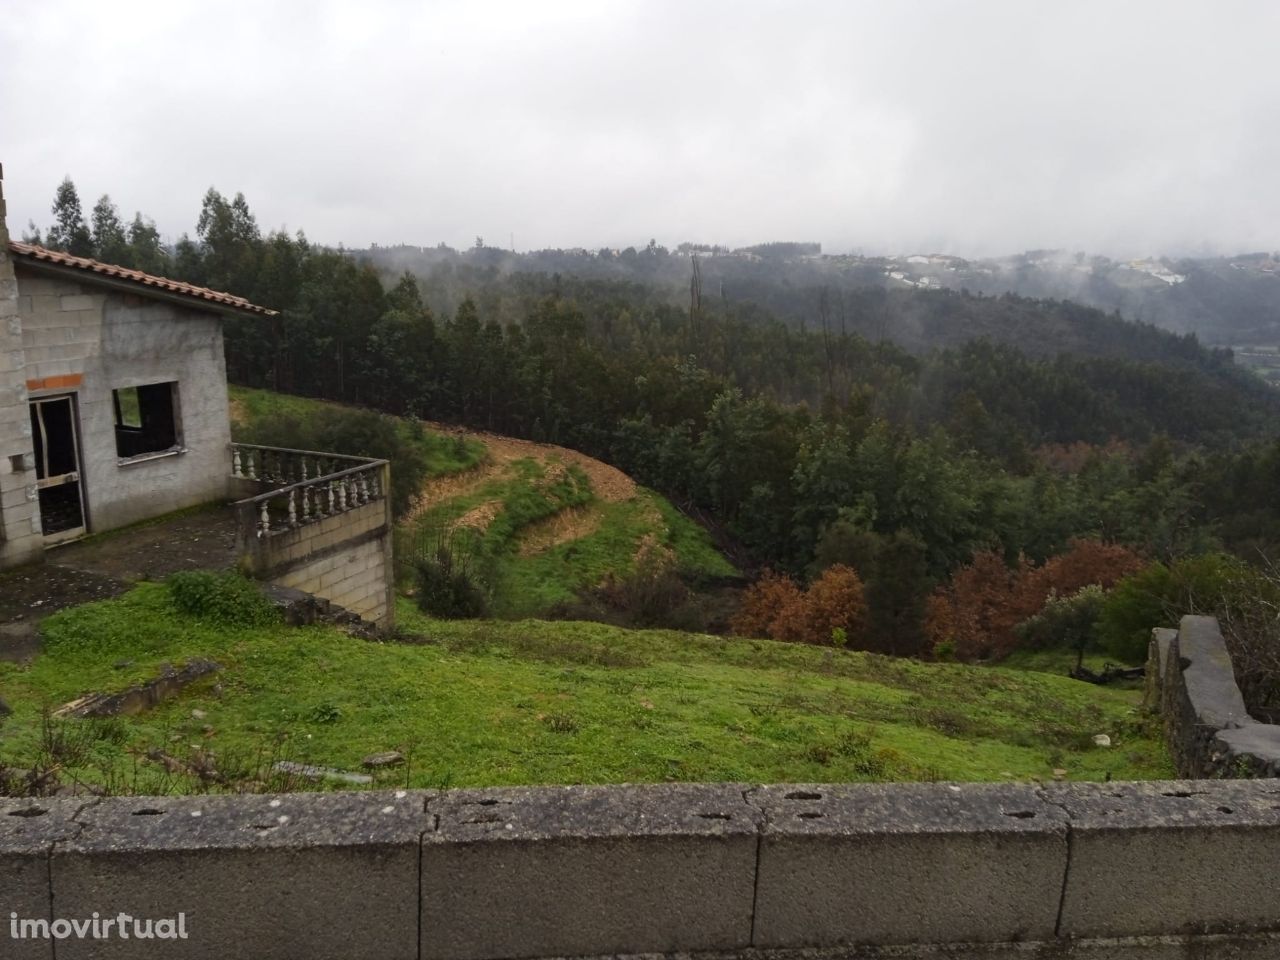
[355, 243, 1280, 348]
[826, 249, 1280, 347]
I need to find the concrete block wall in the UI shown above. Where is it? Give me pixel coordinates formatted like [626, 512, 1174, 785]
[0, 166, 43, 568]
[750, 783, 1066, 947]
[422, 784, 759, 960]
[7, 781, 1280, 958]
[1145, 615, 1280, 777]
[239, 496, 395, 626]
[15, 267, 234, 533]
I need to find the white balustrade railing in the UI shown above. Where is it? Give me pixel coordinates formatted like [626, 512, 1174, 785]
[230, 443, 388, 538]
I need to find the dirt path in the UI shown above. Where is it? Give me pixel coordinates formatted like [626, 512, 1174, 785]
[420, 423, 636, 502]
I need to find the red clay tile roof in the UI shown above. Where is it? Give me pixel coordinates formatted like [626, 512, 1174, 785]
[7, 240, 278, 317]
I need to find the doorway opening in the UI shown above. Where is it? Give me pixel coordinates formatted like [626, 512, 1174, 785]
[29, 394, 87, 544]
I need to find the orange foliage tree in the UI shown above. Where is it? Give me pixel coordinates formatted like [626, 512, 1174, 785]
[926, 539, 1146, 661]
[1024, 539, 1147, 601]
[732, 565, 868, 647]
[731, 570, 806, 641]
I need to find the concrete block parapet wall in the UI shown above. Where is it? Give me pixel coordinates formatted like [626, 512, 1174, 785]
[750, 783, 1067, 948]
[424, 784, 760, 960]
[8, 780, 1280, 958]
[1145, 615, 1280, 777]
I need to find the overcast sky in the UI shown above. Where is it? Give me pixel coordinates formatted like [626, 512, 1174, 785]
[3, 1, 1278, 258]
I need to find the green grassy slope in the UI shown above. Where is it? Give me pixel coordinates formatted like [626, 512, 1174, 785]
[0, 586, 1170, 793]
[231, 385, 736, 617]
[498, 493, 737, 616]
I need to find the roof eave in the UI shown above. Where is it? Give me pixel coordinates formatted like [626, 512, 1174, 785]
[10, 255, 278, 319]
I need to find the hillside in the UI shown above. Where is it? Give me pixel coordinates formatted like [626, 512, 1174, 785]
[0, 586, 1170, 792]
[847, 250, 1280, 347]
[230, 387, 736, 620]
[346, 247, 1280, 446]
[357, 241, 1280, 355]
[0, 390, 1178, 796]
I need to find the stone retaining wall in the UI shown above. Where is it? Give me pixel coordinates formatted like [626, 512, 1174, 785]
[236, 493, 394, 628]
[1145, 614, 1280, 777]
[7, 780, 1280, 959]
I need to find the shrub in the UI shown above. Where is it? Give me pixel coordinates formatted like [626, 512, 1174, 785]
[1214, 567, 1280, 715]
[1097, 553, 1280, 682]
[593, 540, 697, 629]
[168, 571, 279, 627]
[1095, 563, 1173, 661]
[414, 546, 489, 619]
[1014, 584, 1107, 652]
[555, 539, 708, 631]
[402, 522, 490, 619]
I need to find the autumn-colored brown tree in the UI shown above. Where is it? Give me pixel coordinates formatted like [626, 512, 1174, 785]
[1024, 539, 1147, 602]
[924, 550, 1022, 660]
[926, 539, 1146, 661]
[731, 570, 806, 641]
[732, 565, 867, 646]
[797, 565, 868, 646]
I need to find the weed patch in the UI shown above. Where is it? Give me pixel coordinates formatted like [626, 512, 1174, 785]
[169, 571, 279, 627]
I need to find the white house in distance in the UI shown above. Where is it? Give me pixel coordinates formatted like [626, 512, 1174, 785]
[0, 164, 276, 568]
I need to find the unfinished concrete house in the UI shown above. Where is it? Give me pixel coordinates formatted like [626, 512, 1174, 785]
[0, 166, 394, 627]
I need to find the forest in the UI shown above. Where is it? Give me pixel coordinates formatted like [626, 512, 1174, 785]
[25, 178, 1280, 695]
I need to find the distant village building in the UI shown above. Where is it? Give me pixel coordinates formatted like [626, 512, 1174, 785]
[0, 166, 394, 627]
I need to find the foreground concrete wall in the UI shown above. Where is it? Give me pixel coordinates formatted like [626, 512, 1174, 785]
[751, 783, 1067, 948]
[238, 493, 395, 626]
[0, 168, 42, 568]
[1146, 615, 1280, 777]
[14, 266, 233, 533]
[8, 781, 1280, 959]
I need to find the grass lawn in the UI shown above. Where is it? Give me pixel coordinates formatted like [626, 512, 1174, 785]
[0, 584, 1170, 795]
[999, 647, 1137, 677]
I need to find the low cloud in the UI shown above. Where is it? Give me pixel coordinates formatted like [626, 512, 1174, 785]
[3, 0, 1278, 258]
